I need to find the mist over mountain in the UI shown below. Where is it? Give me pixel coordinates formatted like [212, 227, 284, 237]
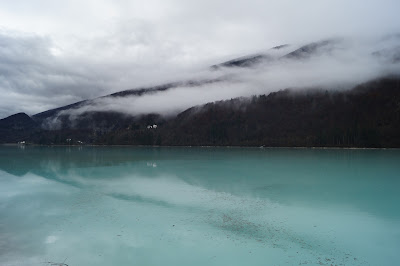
[30, 36, 400, 127]
[1, 35, 399, 147]
[1, 0, 400, 119]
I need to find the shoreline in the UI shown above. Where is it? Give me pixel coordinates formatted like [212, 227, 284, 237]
[1, 143, 399, 150]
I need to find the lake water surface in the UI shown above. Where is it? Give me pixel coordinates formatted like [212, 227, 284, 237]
[0, 146, 399, 265]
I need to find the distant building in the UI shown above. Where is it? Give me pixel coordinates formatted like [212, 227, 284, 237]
[147, 125, 158, 129]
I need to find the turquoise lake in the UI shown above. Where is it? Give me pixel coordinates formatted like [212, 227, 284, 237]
[0, 146, 399, 265]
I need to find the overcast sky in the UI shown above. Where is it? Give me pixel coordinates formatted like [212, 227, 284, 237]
[0, 0, 400, 118]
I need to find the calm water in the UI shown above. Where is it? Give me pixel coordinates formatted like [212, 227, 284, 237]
[0, 146, 399, 266]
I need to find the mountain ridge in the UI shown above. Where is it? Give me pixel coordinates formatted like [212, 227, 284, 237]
[1, 38, 400, 147]
[1, 77, 399, 147]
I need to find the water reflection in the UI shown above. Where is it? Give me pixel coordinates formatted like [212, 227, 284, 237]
[0, 146, 400, 265]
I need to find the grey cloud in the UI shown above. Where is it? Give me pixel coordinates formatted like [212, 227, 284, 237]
[0, 30, 203, 118]
[0, 32, 106, 117]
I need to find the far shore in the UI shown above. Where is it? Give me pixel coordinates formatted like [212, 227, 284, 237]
[1, 143, 398, 150]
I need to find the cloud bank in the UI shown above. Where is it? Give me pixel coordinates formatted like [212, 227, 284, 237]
[52, 36, 400, 123]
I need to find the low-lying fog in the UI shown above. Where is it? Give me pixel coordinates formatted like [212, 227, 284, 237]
[56, 36, 400, 122]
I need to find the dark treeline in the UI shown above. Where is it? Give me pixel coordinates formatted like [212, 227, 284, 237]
[1, 78, 399, 148]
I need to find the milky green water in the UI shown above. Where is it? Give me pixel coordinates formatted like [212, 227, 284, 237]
[0, 146, 399, 266]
